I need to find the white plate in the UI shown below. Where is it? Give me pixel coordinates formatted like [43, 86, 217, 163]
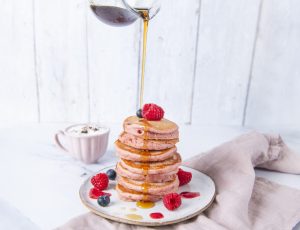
[79, 165, 216, 226]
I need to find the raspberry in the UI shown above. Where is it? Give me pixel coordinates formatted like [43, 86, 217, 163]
[89, 187, 111, 199]
[163, 193, 182, 211]
[91, 173, 109, 190]
[177, 168, 192, 186]
[142, 103, 164, 121]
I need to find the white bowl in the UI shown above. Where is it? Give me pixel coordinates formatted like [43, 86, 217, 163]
[54, 124, 110, 164]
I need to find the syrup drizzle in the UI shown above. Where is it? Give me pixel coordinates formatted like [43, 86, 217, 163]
[141, 182, 149, 193]
[140, 118, 150, 199]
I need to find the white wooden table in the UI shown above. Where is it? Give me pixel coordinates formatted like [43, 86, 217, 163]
[0, 123, 299, 230]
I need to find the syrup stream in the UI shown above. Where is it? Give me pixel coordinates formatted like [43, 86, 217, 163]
[139, 10, 149, 108]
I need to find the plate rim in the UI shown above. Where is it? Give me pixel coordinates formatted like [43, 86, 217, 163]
[79, 165, 216, 226]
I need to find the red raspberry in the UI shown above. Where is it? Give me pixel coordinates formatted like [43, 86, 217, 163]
[163, 193, 182, 211]
[89, 187, 111, 199]
[142, 103, 164, 121]
[91, 173, 109, 190]
[177, 168, 192, 186]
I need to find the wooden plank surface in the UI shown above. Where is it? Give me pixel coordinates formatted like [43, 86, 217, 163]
[245, 0, 300, 128]
[2, 0, 300, 127]
[34, 0, 89, 122]
[0, 0, 38, 122]
[88, 6, 140, 123]
[191, 0, 261, 125]
[142, 0, 200, 124]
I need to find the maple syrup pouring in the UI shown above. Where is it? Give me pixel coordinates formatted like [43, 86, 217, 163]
[90, 5, 138, 26]
[90, 6, 150, 108]
[138, 10, 149, 108]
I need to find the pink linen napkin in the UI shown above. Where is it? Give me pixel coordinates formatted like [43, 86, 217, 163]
[56, 132, 300, 230]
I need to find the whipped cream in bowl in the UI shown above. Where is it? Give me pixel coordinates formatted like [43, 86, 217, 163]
[66, 124, 109, 137]
[55, 124, 110, 164]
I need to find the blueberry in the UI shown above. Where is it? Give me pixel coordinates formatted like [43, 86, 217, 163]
[136, 109, 143, 118]
[97, 195, 110, 207]
[106, 169, 117, 180]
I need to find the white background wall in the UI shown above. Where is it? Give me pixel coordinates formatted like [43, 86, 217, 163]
[0, 0, 299, 128]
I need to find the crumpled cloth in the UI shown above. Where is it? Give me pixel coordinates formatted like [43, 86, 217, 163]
[56, 132, 300, 230]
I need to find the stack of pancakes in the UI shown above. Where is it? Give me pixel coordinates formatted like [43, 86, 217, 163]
[115, 116, 181, 202]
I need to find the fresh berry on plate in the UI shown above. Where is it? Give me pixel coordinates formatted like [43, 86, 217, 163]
[136, 109, 143, 118]
[163, 193, 182, 211]
[97, 195, 110, 207]
[89, 187, 102, 199]
[91, 173, 109, 190]
[106, 169, 117, 180]
[177, 168, 192, 186]
[142, 103, 164, 121]
[89, 187, 111, 199]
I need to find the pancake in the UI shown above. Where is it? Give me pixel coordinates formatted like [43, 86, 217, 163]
[126, 129, 179, 140]
[115, 115, 181, 202]
[116, 162, 178, 182]
[125, 128, 179, 140]
[116, 184, 173, 202]
[115, 140, 177, 162]
[119, 132, 178, 150]
[119, 152, 181, 175]
[117, 176, 179, 195]
[124, 116, 179, 136]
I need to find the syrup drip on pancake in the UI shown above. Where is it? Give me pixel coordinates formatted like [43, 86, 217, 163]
[140, 118, 150, 199]
[121, 153, 181, 170]
[115, 140, 172, 156]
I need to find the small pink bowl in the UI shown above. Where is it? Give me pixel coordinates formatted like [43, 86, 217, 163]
[54, 124, 110, 164]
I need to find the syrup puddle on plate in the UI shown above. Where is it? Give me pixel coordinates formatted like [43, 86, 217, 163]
[125, 214, 143, 220]
[136, 201, 155, 209]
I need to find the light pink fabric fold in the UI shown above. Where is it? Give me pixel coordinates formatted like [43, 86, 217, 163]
[56, 132, 300, 230]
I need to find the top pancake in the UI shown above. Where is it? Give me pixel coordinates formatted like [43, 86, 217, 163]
[123, 116, 179, 137]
